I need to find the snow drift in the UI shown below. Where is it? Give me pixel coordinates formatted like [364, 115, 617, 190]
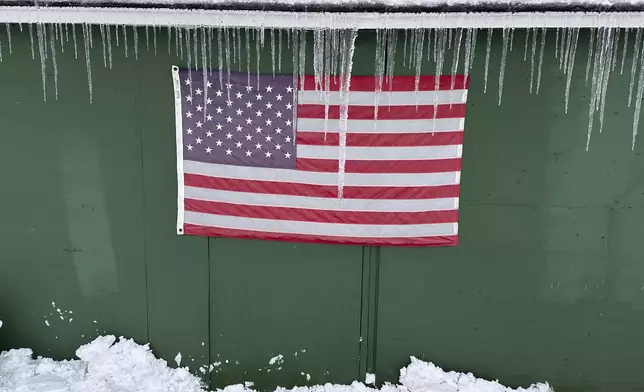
[0, 335, 553, 392]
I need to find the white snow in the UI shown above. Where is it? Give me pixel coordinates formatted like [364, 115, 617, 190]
[268, 354, 284, 365]
[0, 335, 553, 392]
[365, 373, 376, 385]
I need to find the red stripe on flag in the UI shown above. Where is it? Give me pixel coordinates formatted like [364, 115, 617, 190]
[296, 104, 466, 119]
[185, 199, 458, 225]
[183, 224, 459, 247]
[300, 75, 469, 91]
[296, 158, 462, 174]
[296, 131, 464, 147]
[184, 173, 460, 199]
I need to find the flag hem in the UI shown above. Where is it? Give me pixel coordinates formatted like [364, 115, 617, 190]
[172, 65, 185, 235]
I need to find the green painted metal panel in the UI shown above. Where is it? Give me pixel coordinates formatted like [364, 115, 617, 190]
[0, 25, 148, 356]
[376, 30, 644, 392]
[0, 26, 643, 392]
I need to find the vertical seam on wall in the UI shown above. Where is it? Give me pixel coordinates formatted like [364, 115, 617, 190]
[133, 26, 151, 344]
[371, 245, 380, 379]
[357, 245, 368, 380]
[207, 238, 212, 389]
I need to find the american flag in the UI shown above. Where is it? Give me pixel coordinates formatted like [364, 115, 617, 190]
[173, 66, 468, 246]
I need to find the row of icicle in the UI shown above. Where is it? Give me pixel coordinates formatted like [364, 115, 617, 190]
[1, 23, 643, 150]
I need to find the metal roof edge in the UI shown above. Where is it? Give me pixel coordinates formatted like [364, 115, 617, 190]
[2, 5, 644, 28]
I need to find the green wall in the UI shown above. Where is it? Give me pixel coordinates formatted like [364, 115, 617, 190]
[0, 26, 643, 392]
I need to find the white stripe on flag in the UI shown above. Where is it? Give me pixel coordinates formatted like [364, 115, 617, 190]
[298, 90, 467, 106]
[183, 160, 462, 187]
[296, 118, 464, 133]
[296, 144, 463, 160]
[185, 186, 459, 212]
[184, 211, 458, 238]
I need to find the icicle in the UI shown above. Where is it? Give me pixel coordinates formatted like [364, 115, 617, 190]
[498, 28, 509, 105]
[585, 28, 596, 84]
[270, 28, 276, 77]
[598, 29, 616, 134]
[201, 27, 208, 122]
[99, 24, 107, 68]
[374, 29, 386, 121]
[529, 27, 537, 93]
[323, 28, 332, 139]
[299, 29, 307, 92]
[450, 28, 463, 94]
[278, 29, 283, 73]
[523, 28, 530, 61]
[224, 27, 231, 102]
[245, 27, 251, 87]
[5, 23, 11, 54]
[464, 29, 473, 82]
[167, 26, 171, 54]
[48, 24, 59, 99]
[153, 25, 158, 55]
[207, 28, 213, 75]
[57, 23, 64, 53]
[611, 28, 621, 71]
[555, 28, 560, 58]
[629, 29, 642, 107]
[559, 28, 568, 69]
[509, 28, 515, 52]
[72, 23, 78, 59]
[145, 25, 150, 51]
[177, 28, 183, 59]
[386, 29, 398, 88]
[256, 28, 261, 90]
[185, 28, 193, 72]
[536, 28, 546, 94]
[564, 28, 580, 114]
[484, 28, 492, 93]
[36, 24, 47, 101]
[402, 29, 408, 67]
[413, 29, 425, 106]
[133, 26, 139, 60]
[336, 29, 358, 200]
[562, 28, 573, 73]
[236, 27, 242, 67]
[408, 27, 416, 69]
[28, 23, 35, 59]
[621, 28, 629, 75]
[632, 38, 644, 149]
[123, 25, 128, 58]
[82, 24, 93, 103]
[0, 41, 3, 62]
[217, 27, 223, 89]
[291, 29, 300, 143]
[106, 24, 113, 69]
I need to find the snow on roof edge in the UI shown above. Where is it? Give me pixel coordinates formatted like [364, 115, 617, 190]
[7, 0, 644, 13]
[2, 5, 644, 27]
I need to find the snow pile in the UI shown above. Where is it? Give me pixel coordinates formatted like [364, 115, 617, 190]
[0, 335, 554, 392]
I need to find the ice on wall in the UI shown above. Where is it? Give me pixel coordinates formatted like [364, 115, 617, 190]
[2, 23, 643, 152]
[0, 335, 553, 392]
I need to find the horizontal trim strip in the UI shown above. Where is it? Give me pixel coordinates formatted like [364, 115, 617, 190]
[184, 211, 458, 237]
[297, 104, 467, 120]
[300, 75, 469, 91]
[184, 173, 461, 199]
[184, 160, 461, 186]
[183, 224, 458, 247]
[297, 117, 464, 133]
[3, 7, 644, 29]
[185, 199, 459, 225]
[296, 144, 462, 160]
[296, 158, 462, 173]
[296, 131, 464, 146]
[185, 185, 459, 212]
[298, 90, 467, 106]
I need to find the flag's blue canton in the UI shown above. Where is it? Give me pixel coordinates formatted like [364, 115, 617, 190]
[180, 70, 296, 169]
